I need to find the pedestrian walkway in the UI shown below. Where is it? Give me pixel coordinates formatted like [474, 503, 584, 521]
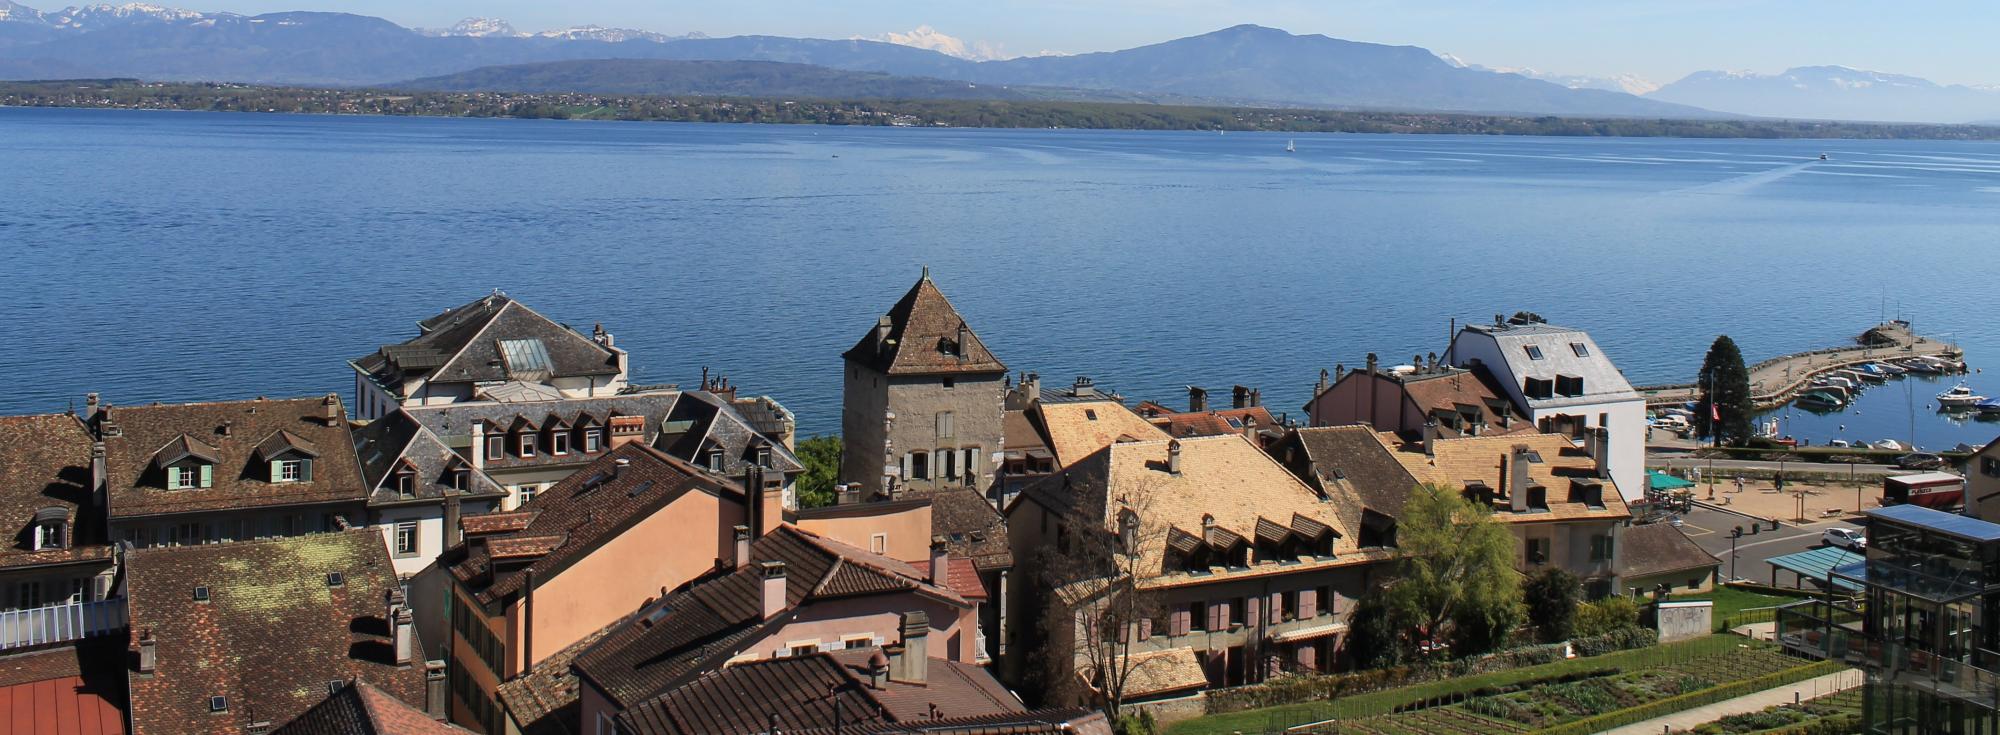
[1600, 668, 1862, 735]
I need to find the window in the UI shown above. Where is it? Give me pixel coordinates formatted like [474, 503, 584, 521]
[395, 473, 415, 498]
[1526, 538, 1549, 565]
[788, 641, 820, 657]
[584, 429, 601, 453]
[843, 635, 875, 650]
[518, 433, 536, 457]
[909, 451, 930, 480]
[67, 578, 87, 604]
[1523, 345, 1545, 360]
[517, 484, 540, 506]
[209, 696, 228, 713]
[1524, 378, 1555, 400]
[870, 533, 888, 555]
[16, 581, 41, 609]
[706, 451, 724, 473]
[941, 377, 956, 390]
[940, 448, 959, 481]
[1983, 457, 2000, 478]
[1187, 601, 1207, 632]
[168, 463, 209, 490]
[1570, 342, 1589, 357]
[450, 469, 469, 492]
[1555, 375, 1585, 397]
[551, 431, 570, 456]
[394, 521, 419, 557]
[485, 435, 505, 461]
[33, 522, 64, 551]
[1084, 409, 1098, 421]
[1589, 534, 1614, 562]
[122, 527, 148, 549]
[174, 522, 204, 546]
[273, 458, 311, 483]
[935, 411, 954, 439]
[1228, 598, 1245, 627]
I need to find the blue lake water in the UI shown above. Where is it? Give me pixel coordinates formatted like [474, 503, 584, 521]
[4, 106, 1999, 450]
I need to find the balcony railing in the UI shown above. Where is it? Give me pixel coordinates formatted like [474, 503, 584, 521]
[0, 598, 127, 651]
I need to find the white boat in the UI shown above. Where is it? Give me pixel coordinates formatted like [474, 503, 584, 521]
[1937, 383, 1986, 408]
[1872, 439, 1908, 452]
[1816, 375, 1857, 390]
[1286, 140, 1296, 153]
[1867, 362, 1907, 376]
[1978, 398, 2000, 415]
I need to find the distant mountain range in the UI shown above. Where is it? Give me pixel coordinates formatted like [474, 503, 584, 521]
[1647, 66, 2000, 124]
[4, 4, 1996, 123]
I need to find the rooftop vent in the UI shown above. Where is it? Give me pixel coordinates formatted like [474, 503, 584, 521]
[193, 586, 210, 602]
[209, 695, 228, 713]
[326, 571, 345, 587]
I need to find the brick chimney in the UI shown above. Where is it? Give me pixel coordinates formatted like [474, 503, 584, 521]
[889, 611, 930, 685]
[1167, 440, 1183, 475]
[1232, 385, 1250, 409]
[424, 661, 447, 720]
[389, 588, 413, 666]
[1187, 386, 1207, 413]
[759, 561, 787, 619]
[608, 415, 646, 448]
[138, 629, 156, 674]
[928, 536, 948, 585]
[732, 525, 751, 569]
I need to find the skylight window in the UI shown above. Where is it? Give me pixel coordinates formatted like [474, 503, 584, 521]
[1570, 342, 1589, 357]
[497, 338, 554, 378]
[210, 696, 228, 713]
[325, 571, 345, 587]
[1523, 345, 1545, 360]
[193, 586, 210, 602]
[1084, 409, 1098, 421]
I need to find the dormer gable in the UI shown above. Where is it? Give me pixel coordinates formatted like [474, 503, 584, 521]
[254, 430, 319, 484]
[152, 434, 219, 490]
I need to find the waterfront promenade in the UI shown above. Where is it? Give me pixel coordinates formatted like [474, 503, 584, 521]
[1640, 323, 1961, 409]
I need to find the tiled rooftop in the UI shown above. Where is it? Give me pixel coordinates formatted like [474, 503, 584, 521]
[0, 414, 114, 571]
[98, 396, 367, 519]
[842, 274, 1006, 377]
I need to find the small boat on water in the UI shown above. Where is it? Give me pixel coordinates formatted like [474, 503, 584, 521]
[1977, 397, 2000, 415]
[1865, 362, 1907, 376]
[1937, 383, 1986, 409]
[1872, 439, 1908, 452]
[1797, 390, 1848, 410]
[1286, 139, 1297, 153]
[1839, 369, 1884, 384]
[1816, 375, 1858, 391]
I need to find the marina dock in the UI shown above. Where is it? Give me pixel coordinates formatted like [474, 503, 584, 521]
[1639, 322, 1962, 409]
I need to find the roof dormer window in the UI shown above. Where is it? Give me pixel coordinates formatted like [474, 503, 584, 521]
[395, 472, 415, 499]
[1570, 342, 1589, 357]
[31, 509, 68, 551]
[167, 462, 211, 490]
[1523, 345, 1545, 361]
[272, 458, 312, 484]
[450, 468, 470, 492]
[707, 448, 724, 473]
[518, 432, 537, 458]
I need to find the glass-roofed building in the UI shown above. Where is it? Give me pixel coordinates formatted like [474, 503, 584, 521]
[1782, 504, 2000, 734]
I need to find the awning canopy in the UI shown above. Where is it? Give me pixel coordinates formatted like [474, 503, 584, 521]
[1768, 546, 1866, 591]
[1648, 470, 1696, 491]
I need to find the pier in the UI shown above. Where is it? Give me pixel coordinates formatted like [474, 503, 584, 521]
[1639, 322, 1962, 409]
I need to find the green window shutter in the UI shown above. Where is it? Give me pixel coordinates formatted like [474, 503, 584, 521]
[198, 464, 213, 488]
[166, 466, 181, 488]
[301, 459, 313, 482]
[271, 460, 283, 482]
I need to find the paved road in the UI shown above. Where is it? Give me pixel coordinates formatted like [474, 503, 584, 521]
[1675, 507, 1863, 587]
[1651, 456, 1903, 477]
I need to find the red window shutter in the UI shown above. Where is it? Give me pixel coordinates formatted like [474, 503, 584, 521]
[1138, 617, 1153, 641]
[1244, 596, 1259, 628]
[1299, 589, 1317, 619]
[1269, 593, 1283, 625]
[1207, 601, 1222, 632]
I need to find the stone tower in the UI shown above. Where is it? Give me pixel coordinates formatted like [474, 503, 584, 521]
[840, 270, 1007, 498]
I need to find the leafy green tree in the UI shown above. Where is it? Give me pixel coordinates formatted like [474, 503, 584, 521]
[1696, 335, 1754, 446]
[793, 435, 842, 509]
[1385, 484, 1523, 659]
[1574, 595, 1641, 638]
[1522, 568, 1581, 643]
[1342, 589, 1404, 670]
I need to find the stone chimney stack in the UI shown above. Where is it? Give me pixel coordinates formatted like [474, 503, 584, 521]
[84, 393, 99, 418]
[444, 496, 462, 549]
[733, 525, 751, 569]
[889, 611, 930, 685]
[470, 420, 487, 469]
[1592, 426, 1612, 479]
[138, 629, 156, 674]
[875, 315, 894, 347]
[322, 394, 341, 424]
[1316, 369, 1329, 395]
[1366, 353, 1379, 376]
[593, 323, 614, 348]
[928, 536, 948, 585]
[90, 441, 107, 514]
[424, 661, 447, 720]
[759, 561, 787, 619]
[1188, 386, 1208, 413]
[1167, 440, 1183, 475]
[389, 588, 414, 666]
[1422, 421, 1438, 457]
[1232, 386, 1250, 410]
[1333, 364, 1345, 383]
[1022, 372, 1041, 402]
[1509, 445, 1533, 513]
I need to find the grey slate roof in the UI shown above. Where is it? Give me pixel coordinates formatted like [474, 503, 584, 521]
[351, 411, 508, 506]
[1616, 522, 1720, 580]
[352, 293, 620, 394]
[397, 391, 801, 481]
[1453, 321, 1639, 409]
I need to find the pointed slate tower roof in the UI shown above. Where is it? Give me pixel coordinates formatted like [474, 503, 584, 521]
[843, 269, 1006, 376]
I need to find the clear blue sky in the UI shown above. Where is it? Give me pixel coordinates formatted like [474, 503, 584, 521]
[133, 0, 2000, 86]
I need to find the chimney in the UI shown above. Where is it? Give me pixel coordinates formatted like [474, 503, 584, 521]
[389, 588, 414, 666]
[929, 536, 949, 585]
[471, 420, 486, 470]
[1422, 421, 1438, 457]
[1232, 386, 1250, 410]
[1188, 386, 1208, 413]
[1315, 369, 1329, 396]
[1242, 414, 1258, 441]
[608, 415, 646, 448]
[322, 394, 341, 424]
[867, 649, 891, 689]
[1022, 373, 1041, 401]
[1509, 445, 1533, 513]
[889, 611, 930, 685]
[138, 629, 156, 674]
[98, 405, 118, 438]
[1166, 440, 1183, 475]
[424, 661, 447, 720]
[732, 525, 751, 568]
[85, 393, 99, 418]
[443, 495, 462, 548]
[593, 323, 614, 348]
[955, 323, 968, 362]
[612, 457, 631, 482]
[759, 561, 787, 619]
[1251, 388, 1261, 408]
[1365, 353, 1379, 376]
[90, 442, 107, 514]
[875, 315, 894, 348]
[1592, 426, 1612, 479]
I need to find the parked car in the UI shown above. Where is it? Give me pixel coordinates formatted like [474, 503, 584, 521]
[1897, 453, 1946, 471]
[1823, 527, 1867, 551]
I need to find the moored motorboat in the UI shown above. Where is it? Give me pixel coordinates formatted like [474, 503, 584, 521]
[1797, 389, 1847, 410]
[1937, 383, 1986, 409]
[1977, 397, 2000, 415]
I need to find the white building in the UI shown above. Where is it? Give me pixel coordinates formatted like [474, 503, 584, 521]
[1444, 314, 1648, 501]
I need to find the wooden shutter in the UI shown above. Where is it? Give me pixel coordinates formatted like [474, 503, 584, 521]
[1269, 592, 1283, 625]
[198, 464, 212, 488]
[1206, 601, 1222, 631]
[1170, 609, 1189, 636]
[1137, 617, 1152, 641]
[1298, 589, 1317, 619]
[166, 466, 181, 488]
[901, 453, 913, 480]
[1244, 596, 1259, 628]
[300, 459, 313, 483]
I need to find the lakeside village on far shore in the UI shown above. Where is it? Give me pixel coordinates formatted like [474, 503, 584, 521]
[3, 272, 1997, 735]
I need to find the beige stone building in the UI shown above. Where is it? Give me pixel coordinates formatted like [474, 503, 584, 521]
[841, 272, 1008, 497]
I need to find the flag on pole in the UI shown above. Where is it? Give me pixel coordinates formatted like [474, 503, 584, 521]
[1711, 402, 1721, 422]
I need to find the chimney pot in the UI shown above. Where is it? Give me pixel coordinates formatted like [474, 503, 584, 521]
[138, 629, 157, 674]
[1167, 440, 1183, 475]
[1232, 386, 1250, 410]
[424, 661, 447, 720]
[1365, 353, 1379, 375]
[889, 611, 930, 685]
[733, 525, 751, 568]
[1188, 386, 1208, 413]
[759, 561, 787, 619]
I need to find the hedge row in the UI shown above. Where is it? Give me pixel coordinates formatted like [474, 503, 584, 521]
[1200, 627, 1658, 715]
[1534, 660, 1846, 735]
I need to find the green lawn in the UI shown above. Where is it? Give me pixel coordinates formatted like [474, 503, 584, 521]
[1166, 636, 1752, 735]
[1669, 587, 1799, 631]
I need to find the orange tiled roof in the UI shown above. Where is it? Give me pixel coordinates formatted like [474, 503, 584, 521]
[1376, 432, 1631, 524]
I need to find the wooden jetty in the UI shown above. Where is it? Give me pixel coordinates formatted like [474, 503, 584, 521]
[1639, 322, 1963, 409]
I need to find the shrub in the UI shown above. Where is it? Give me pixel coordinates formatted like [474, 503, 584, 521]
[1524, 568, 1581, 643]
[1575, 597, 1642, 638]
[1571, 626, 1656, 656]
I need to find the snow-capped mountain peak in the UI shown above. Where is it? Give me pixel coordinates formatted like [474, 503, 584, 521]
[866, 25, 1010, 61]
[1435, 52, 1658, 95]
[0, 0, 50, 23]
[49, 2, 204, 28]
[439, 17, 516, 37]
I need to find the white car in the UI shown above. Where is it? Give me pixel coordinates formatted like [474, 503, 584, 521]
[1823, 527, 1867, 551]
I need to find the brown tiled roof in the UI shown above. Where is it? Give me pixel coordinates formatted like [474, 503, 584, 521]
[1107, 647, 1208, 698]
[842, 275, 1006, 376]
[614, 647, 1021, 735]
[945, 557, 987, 600]
[458, 510, 537, 536]
[496, 611, 634, 735]
[1616, 523, 1720, 580]
[915, 487, 1012, 571]
[1141, 405, 1280, 440]
[0, 414, 115, 571]
[0, 637, 128, 734]
[98, 396, 367, 519]
[1379, 432, 1633, 524]
[272, 681, 464, 735]
[352, 293, 621, 393]
[1013, 435, 1362, 588]
[1398, 368, 1537, 438]
[124, 530, 427, 735]
[863, 709, 1111, 735]
[573, 525, 967, 711]
[1278, 426, 1423, 535]
[446, 443, 745, 606]
[1031, 401, 1171, 469]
